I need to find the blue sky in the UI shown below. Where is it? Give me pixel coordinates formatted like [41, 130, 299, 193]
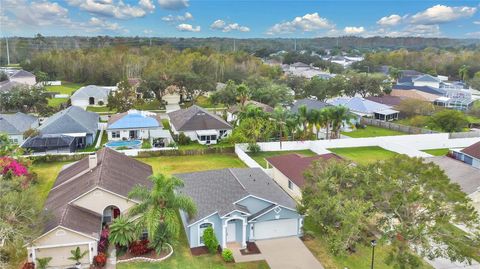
[1, 0, 479, 38]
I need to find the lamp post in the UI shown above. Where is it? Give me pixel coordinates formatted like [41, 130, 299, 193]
[370, 239, 377, 269]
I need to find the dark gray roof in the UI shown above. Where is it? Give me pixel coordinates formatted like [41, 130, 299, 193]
[39, 106, 99, 135]
[0, 112, 38, 135]
[42, 148, 153, 238]
[176, 168, 296, 225]
[427, 157, 480, 195]
[291, 98, 331, 113]
[168, 105, 232, 132]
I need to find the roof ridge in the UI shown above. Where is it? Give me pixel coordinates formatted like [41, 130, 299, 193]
[228, 168, 246, 190]
[96, 148, 107, 186]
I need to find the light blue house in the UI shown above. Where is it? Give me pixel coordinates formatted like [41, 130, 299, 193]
[176, 168, 303, 249]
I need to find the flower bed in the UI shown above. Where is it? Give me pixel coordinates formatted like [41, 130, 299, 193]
[240, 242, 261, 255]
[117, 243, 173, 263]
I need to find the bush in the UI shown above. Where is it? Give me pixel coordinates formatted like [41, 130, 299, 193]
[98, 101, 104, 106]
[141, 140, 152, 149]
[21, 262, 35, 269]
[247, 143, 261, 153]
[177, 132, 191, 145]
[97, 228, 109, 253]
[222, 248, 234, 262]
[93, 252, 107, 267]
[203, 227, 219, 254]
[128, 240, 151, 256]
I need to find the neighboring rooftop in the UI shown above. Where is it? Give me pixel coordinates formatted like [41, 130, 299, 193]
[328, 97, 395, 115]
[42, 148, 152, 238]
[70, 85, 111, 100]
[176, 168, 296, 225]
[0, 112, 38, 135]
[168, 105, 232, 131]
[365, 95, 406, 107]
[460, 141, 480, 160]
[266, 153, 342, 188]
[39, 106, 99, 135]
[290, 98, 331, 114]
[228, 100, 274, 114]
[0, 80, 23, 92]
[108, 110, 161, 129]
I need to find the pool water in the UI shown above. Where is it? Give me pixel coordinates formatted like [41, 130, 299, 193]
[105, 140, 142, 149]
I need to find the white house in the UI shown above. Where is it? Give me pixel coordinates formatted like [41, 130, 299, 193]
[70, 85, 116, 108]
[168, 105, 232, 145]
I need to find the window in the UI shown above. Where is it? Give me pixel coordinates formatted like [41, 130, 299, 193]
[288, 180, 293, 190]
[199, 222, 213, 245]
[111, 131, 120, 138]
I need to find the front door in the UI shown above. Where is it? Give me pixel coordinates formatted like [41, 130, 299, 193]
[129, 130, 138, 139]
[226, 222, 236, 242]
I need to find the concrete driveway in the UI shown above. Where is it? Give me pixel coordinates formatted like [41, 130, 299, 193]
[255, 237, 324, 269]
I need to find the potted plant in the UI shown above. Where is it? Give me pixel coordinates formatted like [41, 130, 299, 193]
[68, 247, 88, 269]
[36, 257, 52, 269]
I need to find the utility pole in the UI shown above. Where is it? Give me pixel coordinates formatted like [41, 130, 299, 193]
[294, 38, 297, 51]
[149, 37, 152, 47]
[5, 36, 10, 65]
[233, 39, 236, 52]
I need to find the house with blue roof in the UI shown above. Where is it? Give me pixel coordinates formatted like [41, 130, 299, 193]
[106, 110, 172, 148]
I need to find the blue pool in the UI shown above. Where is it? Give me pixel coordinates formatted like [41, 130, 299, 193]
[105, 140, 142, 149]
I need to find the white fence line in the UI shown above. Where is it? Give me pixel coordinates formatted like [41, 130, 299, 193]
[235, 145, 261, 168]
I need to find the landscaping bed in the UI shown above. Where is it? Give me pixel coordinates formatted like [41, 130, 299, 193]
[240, 242, 261, 255]
[118, 249, 170, 261]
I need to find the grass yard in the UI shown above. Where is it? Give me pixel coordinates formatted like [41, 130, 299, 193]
[48, 97, 68, 108]
[422, 148, 450, 156]
[86, 106, 117, 113]
[341, 126, 405, 138]
[303, 217, 433, 269]
[30, 161, 71, 204]
[247, 150, 317, 168]
[137, 154, 246, 175]
[327, 146, 397, 165]
[45, 82, 84, 95]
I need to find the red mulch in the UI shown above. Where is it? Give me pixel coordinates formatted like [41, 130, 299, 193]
[240, 242, 261, 255]
[117, 250, 168, 261]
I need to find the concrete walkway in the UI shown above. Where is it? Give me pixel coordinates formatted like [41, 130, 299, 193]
[106, 247, 116, 269]
[255, 237, 324, 269]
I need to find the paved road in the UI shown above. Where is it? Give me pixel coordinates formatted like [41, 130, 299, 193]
[255, 237, 324, 269]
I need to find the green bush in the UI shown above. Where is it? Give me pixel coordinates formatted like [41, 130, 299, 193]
[247, 143, 261, 153]
[222, 248, 234, 262]
[203, 227, 219, 254]
[177, 132, 191, 145]
[142, 140, 152, 149]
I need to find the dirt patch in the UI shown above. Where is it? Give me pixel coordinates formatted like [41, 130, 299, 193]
[190, 246, 209, 256]
[240, 242, 261, 255]
[117, 250, 168, 261]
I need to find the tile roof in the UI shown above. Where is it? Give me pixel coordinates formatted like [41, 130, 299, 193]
[266, 153, 342, 187]
[175, 168, 296, 225]
[290, 99, 331, 114]
[427, 156, 480, 195]
[39, 106, 99, 135]
[42, 148, 152, 238]
[0, 112, 38, 134]
[461, 141, 480, 160]
[168, 105, 232, 132]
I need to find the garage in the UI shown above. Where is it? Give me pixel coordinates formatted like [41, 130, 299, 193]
[254, 219, 298, 240]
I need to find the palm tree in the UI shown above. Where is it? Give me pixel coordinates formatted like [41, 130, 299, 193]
[389, 67, 402, 83]
[236, 84, 250, 108]
[128, 174, 196, 254]
[109, 216, 138, 248]
[237, 105, 266, 123]
[310, 109, 327, 140]
[297, 105, 309, 138]
[458, 65, 469, 82]
[329, 106, 352, 139]
[322, 107, 334, 139]
[36, 257, 52, 269]
[285, 114, 299, 141]
[68, 247, 88, 265]
[272, 106, 288, 148]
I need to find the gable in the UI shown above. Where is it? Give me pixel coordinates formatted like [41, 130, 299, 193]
[33, 227, 96, 246]
[236, 196, 274, 215]
[71, 188, 137, 215]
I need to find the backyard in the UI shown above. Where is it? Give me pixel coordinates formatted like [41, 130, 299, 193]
[341, 126, 406, 138]
[45, 82, 84, 108]
[422, 148, 450, 156]
[247, 150, 317, 168]
[327, 146, 397, 165]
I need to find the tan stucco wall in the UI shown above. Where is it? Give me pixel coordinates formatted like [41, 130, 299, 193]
[34, 227, 94, 246]
[271, 167, 302, 201]
[34, 243, 91, 268]
[72, 188, 136, 215]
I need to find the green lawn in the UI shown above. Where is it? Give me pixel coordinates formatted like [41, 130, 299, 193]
[327, 146, 397, 165]
[422, 148, 450, 156]
[341, 126, 405, 138]
[86, 106, 117, 113]
[48, 97, 68, 108]
[45, 82, 84, 95]
[303, 217, 433, 269]
[177, 142, 233, 151]
[31, 161, 71, 204]
[134, 100, 164, 110]
[247, 150, 317, 168]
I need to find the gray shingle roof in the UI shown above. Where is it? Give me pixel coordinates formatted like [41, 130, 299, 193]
[39, 106, 99, 135]
[0, 112, 38, 134]
[71, 85, 111, 100]
[168, 105, 231, 132]
[0, 80, 22, 92]
[10, 70, 35, 78]
[291, 99, 331, 114]
[175, 168, 296, 225]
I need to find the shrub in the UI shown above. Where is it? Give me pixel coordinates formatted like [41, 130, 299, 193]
[0, 157, 29, 177]
[129, 240, 151, 256]
[98, 101, 104, 106]
[202, 227, 219, 254]
[141, 140, 152, 149]
[93, 252, 107, 267]
[247, 143, 261, 153]
[177, 132, 191, 145]
[222, 248, 234, 262]
[97, 228, 109, 253]
[21, 262, 35, 269]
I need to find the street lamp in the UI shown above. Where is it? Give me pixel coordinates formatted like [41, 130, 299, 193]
[370, 239, 377, 269]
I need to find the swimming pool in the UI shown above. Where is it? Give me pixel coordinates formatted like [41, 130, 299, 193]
[105, 140, 142, 149]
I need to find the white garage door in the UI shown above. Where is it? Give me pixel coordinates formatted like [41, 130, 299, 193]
[254, 219, 298, 240]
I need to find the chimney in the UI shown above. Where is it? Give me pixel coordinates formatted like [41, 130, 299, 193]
[88, 153, 97, 170]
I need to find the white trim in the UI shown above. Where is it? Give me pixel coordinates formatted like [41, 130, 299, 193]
[220, 209, 251, 218]
[234, 194, 298, 213]
[197, 221, 214, 247]
[222, 216, 246, 248]
[30, 240, 95, 250]
[186, 211, 218, 228]
[248, 205, 298, 222]
[29, 226, 98, 246]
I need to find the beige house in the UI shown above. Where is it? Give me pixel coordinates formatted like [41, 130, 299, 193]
[27, 148, 152, 268]
[266, 153, 342, 201]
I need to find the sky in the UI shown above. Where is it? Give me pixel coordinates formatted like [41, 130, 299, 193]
[1, 0, 480, 38]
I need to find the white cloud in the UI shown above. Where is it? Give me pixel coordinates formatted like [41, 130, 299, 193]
[388, 24, 441, 37]
[88, 17, 121, 31]
[176, 23, 200, 32]
[344, 26, 365, 35]
[466, 31, 480, 37]
[2, 0, 72, 27]
[377, 14, 402, 26]
[162, 12, 193, 22]
[144, 29, 153, 35]
[410, 5, 477, 25]
[267, 13, 333, 35]
[66, 0, 150, 19]
[210, 20, 250, 32]
[474, 21, 480, 25]
[157, 0, 189, 10]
